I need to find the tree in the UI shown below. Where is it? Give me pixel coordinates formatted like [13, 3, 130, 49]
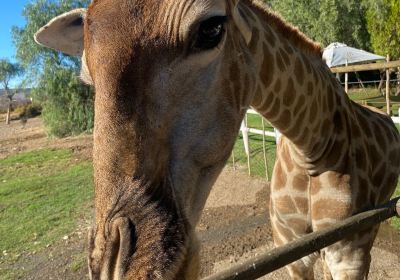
[12, 0, 93, 137]
[0, 59, 23, 124]
[270, 0, 371, 50]
[364, 0, 400, 59]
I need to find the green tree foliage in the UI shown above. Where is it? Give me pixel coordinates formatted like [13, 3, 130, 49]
[12, 0, 93, 137]
[364, 0, 400, 59]
[0, 59, 24, 124]
[269, 0, 371, 50]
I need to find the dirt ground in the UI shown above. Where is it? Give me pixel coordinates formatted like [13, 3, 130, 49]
[1, 117, 400, 279]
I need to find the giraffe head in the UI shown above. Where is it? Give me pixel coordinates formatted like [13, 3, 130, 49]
[35, 0, 255, 278]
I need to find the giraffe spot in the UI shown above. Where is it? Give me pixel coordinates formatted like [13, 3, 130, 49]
[271, 225, 285, 246]
[279, 48, 290, 67]
[325, 139, 345, 167]
[372, 163, 385, 188]
[274, 221, 294, 242]
[368, 143, 381, 170]
[264, 26, 277, 42]
[274, 78, 282, 93]
[272, 161, 286, 190]
[354, 147, 367, 171]
[241, 74, 250, 105]
[286, 217, 310, 233]
[259, 92, 275, 113]
[260, 44, 275, 88]
[278, 109, 292, 128]
[320, 118, 331, 135]
[284, 44, 294, 54]
[351, 122, 362, 139]
[356, 178, 370, 209]
[282, 78, 295, 107]
[309, 99, 318, 123]
[249, 28, 259, 54]
[276, 50, 286, 72]
[373, 121, 387, 149]
[230, 62, 240, 84]
[274, 195, 296, 215]
[284, 153, 294, 172]
[311, 176, 322, 195]
[389, 147, 400, 166]
[293, 174, 309, 192]
[302, 55, 312, 74]
[251, 86, 263, 108]
[333, 111, 343, 132]
[265, 97, 280, 118]
[326, 85, 335, 109]
[294, 57, 305, 85]
[294, 94, 306, 115]
[295, 126, 310, 148]
[307, 82, 314, 96]
[312, 198, 351, 220]
[379, 172, 398, 202]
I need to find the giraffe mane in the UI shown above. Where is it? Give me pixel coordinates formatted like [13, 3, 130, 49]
[244, 0, 323, 57]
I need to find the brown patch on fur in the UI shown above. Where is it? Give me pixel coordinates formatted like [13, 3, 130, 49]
[260, 43, 275, 88]
[273, 160, 287, 190]
[294, 197, 309, 215]
[313, 198, 351, 221]
[275, 195, 297, 215]
[292, 174, 309, 192]
[282, 78, 295, 107]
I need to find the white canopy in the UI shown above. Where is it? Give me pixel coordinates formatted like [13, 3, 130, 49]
[322, 42, 385, 68]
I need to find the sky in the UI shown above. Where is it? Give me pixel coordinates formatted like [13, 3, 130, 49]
[0, 1, 29, 87]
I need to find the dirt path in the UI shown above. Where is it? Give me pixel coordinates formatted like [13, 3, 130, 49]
[1, 117, 400, 279]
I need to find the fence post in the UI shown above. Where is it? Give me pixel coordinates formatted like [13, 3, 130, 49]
[386, 55, 391, 115]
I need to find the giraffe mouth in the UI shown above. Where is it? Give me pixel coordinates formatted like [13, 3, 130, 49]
[88, 217, 137, 280]
[88, 178, 189, 280]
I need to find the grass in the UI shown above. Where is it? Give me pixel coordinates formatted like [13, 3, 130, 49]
[348, 88, 400, 115]
[0, 149, 93, 263]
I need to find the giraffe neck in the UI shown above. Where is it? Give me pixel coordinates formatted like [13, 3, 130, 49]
[242, 2, 352, 173]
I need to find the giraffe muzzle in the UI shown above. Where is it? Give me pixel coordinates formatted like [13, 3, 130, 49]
[88, 217, 137, 280]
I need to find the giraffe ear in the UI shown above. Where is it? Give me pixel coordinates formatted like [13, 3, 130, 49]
[34, 9, 86, 57]
[230, 1, 252, 44]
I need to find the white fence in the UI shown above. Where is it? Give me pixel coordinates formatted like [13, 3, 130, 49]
[237, 108, 400, 178]
[241, 108, 400, 154]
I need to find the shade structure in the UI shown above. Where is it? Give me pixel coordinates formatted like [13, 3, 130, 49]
[323, 43, 385, 68]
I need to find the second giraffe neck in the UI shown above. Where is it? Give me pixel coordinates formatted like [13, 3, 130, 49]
[242, 2, 352, 172]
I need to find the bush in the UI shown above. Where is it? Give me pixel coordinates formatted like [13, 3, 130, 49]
[32, 67, 94, 137]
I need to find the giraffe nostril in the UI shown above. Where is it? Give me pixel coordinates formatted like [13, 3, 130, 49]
[88, 218, 137, 280]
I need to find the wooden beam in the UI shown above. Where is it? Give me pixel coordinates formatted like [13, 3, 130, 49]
[331, 60, 400, 73]
[202, 197, 400, 280]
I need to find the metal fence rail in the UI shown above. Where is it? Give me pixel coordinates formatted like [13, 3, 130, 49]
[203, 197, 400, 280]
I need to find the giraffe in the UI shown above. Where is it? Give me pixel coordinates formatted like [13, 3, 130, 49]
[34, 0, 400, 279]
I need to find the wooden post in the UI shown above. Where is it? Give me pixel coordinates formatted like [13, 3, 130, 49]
[345, 60, 349, 94]
[261, 118, 269, 181]
[386, 55, 391, 115]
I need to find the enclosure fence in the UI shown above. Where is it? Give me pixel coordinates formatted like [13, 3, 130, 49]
[233, 108, 400, 178]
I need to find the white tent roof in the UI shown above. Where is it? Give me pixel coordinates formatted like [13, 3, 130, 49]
[322, 42, 385, 68]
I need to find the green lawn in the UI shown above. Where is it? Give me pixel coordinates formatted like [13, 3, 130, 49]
[0, 149, 93, 269]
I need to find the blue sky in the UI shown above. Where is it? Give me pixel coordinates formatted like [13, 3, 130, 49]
[0, 1, 28, 87]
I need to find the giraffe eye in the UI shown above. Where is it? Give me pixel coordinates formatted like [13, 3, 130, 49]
[192, 16, 227, 51]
